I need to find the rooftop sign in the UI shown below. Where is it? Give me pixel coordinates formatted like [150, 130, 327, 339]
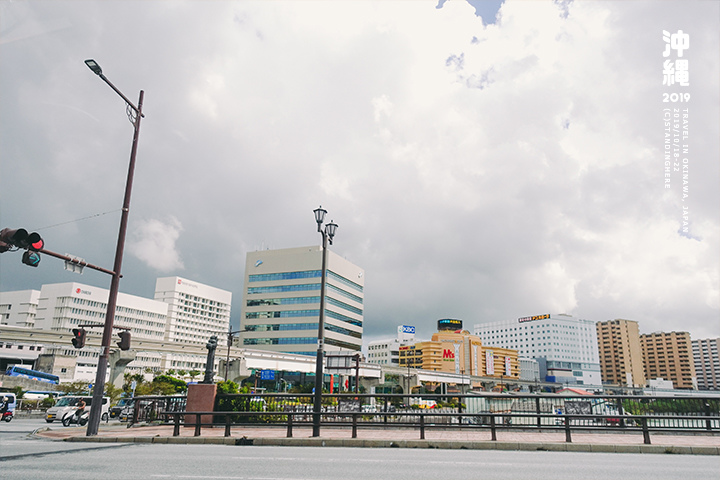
[518, 313, 550, 323]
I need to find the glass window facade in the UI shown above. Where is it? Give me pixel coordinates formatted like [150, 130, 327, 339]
[242, 248, 364, 354]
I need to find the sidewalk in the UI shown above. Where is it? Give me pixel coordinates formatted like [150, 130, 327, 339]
[34, 422, 720, 455]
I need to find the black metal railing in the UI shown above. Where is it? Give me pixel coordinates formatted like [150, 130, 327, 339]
[130, 395, 186, 424]
[129, 392, 720, 445]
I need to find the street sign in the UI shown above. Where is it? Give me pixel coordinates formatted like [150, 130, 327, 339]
[260, 370, 275, 380]
[64, 254, 85, 274]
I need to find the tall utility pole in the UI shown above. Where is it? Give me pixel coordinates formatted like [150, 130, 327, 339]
[83, 59, 144, 437]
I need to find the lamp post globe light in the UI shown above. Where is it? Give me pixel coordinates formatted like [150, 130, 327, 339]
[312, 206, 337, 437]
[83, 59, 144, 437]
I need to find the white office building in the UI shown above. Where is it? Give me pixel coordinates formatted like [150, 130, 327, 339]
[474, 313, 601, 386]
[33, 282, 168, 341]
[240, 246, 364, 355]
[0, 289, 41, 328]
[367, 325, 416, 366]
[1, 277, 232, 381]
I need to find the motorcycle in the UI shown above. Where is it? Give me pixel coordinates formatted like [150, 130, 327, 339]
[2, 411, 13, 422]
[62, 408, 89, 427]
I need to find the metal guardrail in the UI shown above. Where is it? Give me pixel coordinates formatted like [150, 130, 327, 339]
[130, 393, 720, 445]
[130, 395, 186, 424]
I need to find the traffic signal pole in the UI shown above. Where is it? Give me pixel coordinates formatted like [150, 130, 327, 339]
[84, 62, 144, 436]
[38, 248, 116, 276]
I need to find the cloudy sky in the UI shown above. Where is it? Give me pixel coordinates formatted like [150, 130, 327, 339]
[1, 0, 718, 344]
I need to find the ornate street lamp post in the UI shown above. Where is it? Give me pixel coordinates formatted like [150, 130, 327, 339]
[312, 206, 337, 437]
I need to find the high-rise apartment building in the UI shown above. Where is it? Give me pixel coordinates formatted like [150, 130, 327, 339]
[640, 331, 696, 389]
[596, 319, 645, 387]
[474, 313, 601, 385]
[240, 246, 364, 355]
[692, 337, 719, 391]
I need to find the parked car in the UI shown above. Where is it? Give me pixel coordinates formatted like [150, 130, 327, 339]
[110, 398, 133, 419]
[119, 398, 136, 422]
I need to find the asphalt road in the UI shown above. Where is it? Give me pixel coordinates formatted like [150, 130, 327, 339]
[1, 419, 718, 480]
[0, 417, 125, 459]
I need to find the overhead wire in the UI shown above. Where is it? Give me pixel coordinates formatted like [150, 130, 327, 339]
[33, 209, 122, 231]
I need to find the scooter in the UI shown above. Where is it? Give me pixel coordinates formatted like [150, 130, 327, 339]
[62, 408, 89, 427]
[1, 411, 13, 422]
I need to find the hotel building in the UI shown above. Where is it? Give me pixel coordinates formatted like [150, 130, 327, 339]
[474, 314, 601, 386]
[154, 276, 232, 346]
[240, 246, 364, 355]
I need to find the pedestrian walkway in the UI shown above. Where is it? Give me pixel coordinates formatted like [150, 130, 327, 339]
[34, 422, 720, 455]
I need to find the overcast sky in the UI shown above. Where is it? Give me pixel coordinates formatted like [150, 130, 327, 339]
[1, 1, 718, 344]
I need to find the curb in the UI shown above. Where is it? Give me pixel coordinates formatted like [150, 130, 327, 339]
[59, 435, 720, 455]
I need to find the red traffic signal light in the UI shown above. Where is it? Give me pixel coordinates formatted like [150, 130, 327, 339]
[0, 228, 44, 251]
[117, 330, 131, 350]
[72, 328, 86, 349]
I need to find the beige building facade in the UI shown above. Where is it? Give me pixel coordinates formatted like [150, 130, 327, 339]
[596, 319, 645, 387]
[640, 331, 696, 389]
[399, 319, 519, 379]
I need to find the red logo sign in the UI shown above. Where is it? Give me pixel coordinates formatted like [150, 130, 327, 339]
[442, 349, 455, 359]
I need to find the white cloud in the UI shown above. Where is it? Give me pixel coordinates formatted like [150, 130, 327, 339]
[1, 0, 718, 342]
[129, 217, 184, 272]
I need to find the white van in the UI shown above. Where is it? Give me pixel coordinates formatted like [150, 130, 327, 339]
[45, 396, 109, 423]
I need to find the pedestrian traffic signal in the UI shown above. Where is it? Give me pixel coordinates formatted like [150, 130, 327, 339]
[72, 328, 86, 349]
[0, 228, 44, 251]
[117, 330, 131, 350]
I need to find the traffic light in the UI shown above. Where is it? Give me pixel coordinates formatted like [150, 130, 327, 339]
[117, 330, 131, 350]
[1, 228, 44, 266]
[22, 251, 41, 267]
[72, 328, 86, 349]
[0, 228, 44, 251]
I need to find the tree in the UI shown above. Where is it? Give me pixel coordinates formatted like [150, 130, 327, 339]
[40, 396, 56, 409]
[57, 381, 93, 395]
[152, 375, 187, 394]
[104, 382, 124, 404]
[188, 370, 201, 382]
[216, 380, 239, 395]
